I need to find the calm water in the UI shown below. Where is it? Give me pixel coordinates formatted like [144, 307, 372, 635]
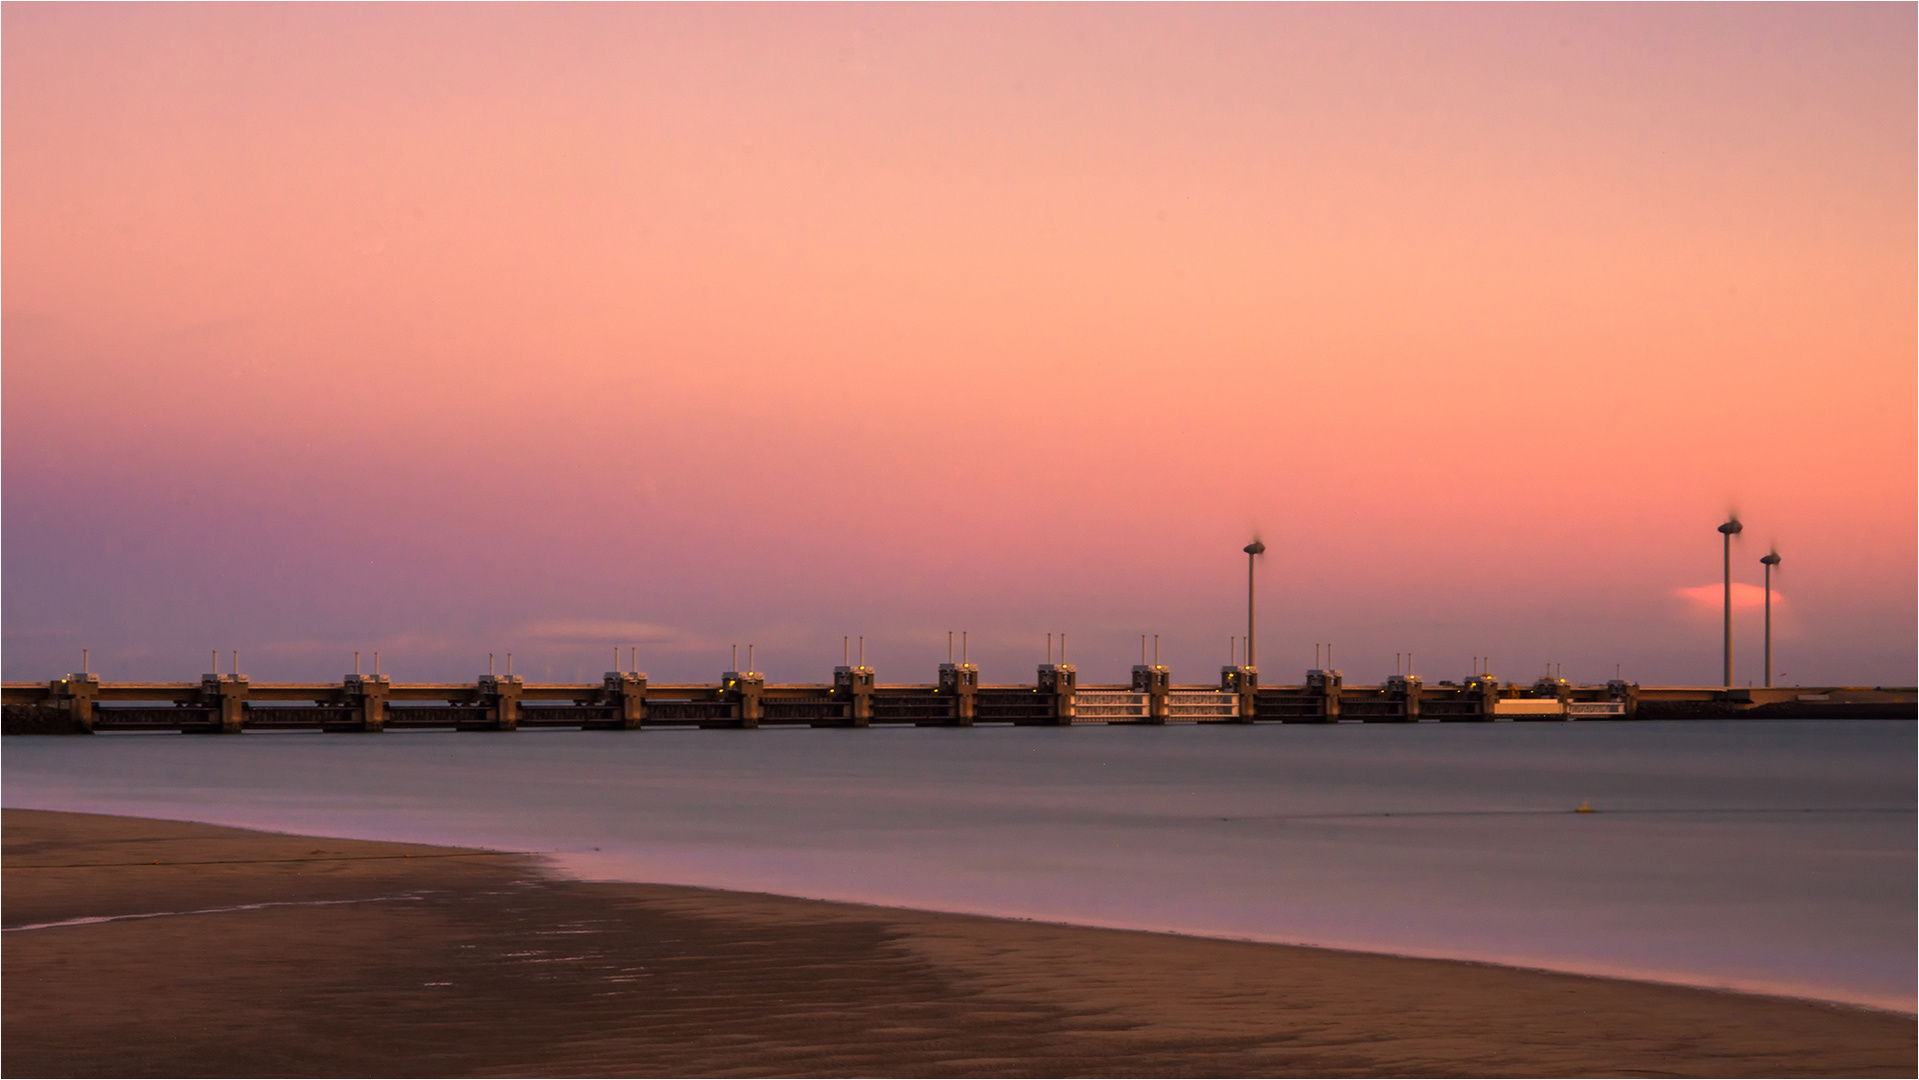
[4, 720, 1913, 1010]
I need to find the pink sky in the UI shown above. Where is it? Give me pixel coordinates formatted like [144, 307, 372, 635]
[4, 5, 1913, 687]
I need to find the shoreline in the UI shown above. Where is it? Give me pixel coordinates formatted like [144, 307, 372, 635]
[547, 852, 1915, 1017]
[7, 808, 1914, 1077]
[614, 888, 1919, 1020]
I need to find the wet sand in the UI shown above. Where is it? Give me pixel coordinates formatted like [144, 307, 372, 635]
[4, 809, 1911, 1077]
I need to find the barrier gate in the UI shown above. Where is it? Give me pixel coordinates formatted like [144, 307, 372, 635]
[1073, 690, 1150, 722]
[1167, 691, 1238, 721]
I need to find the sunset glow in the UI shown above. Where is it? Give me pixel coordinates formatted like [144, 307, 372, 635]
[5, 5, 1913, 686]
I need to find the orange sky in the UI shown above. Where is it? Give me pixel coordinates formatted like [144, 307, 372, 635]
[5, 4, 1913, 685]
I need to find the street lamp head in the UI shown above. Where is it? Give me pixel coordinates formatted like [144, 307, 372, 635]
[1718, 519, 1742, 536]
[1761, 552, 1780, 566]
[1244, 540, 1266, 555]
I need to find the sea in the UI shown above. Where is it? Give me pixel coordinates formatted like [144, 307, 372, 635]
[4, 718, 1913, 1012]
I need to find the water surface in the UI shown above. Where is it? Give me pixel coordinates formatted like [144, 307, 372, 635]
[5, 719, 1912, 1010]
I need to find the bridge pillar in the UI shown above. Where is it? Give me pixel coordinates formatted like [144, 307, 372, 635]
[603, 672, 647, 729]
[1038, 664, 1076, 724]
[48, 673, 99, 733]
[723, 671, 763, 728]
[1606, 679, 1639, 719]
[1465, 674, 1499, 720]
[1220, 666, 1257, 723]
[477, 675, 522, 731]
[1307, 668, 1342, 721]
[833, 666, 873, 726]
[343, 674, 389, 732]
[1531, 676, 1572, 719]
[1384, 674, 1423, 722]
[938, 663, 978, 726]
[1132, 664, 1170, 723]
[200, 674, 249, 733]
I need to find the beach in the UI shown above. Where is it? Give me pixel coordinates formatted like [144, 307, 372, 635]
[4, 809, 1911, 1078]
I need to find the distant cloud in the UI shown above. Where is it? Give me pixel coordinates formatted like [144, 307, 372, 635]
[521, 619, 688, 643]
[1673, 583, 1779, 613]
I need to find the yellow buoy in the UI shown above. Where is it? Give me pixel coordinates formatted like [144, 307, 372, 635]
[1575, 801, 1595, 813]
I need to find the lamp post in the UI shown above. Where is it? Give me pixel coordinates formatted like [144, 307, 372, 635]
[1760, 551, 1781, 688]
[1717, 517, 1742, 687]
[1243, 539, 1266, 671]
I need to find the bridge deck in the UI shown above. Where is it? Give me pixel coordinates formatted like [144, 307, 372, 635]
[3, 676, 1911, 734]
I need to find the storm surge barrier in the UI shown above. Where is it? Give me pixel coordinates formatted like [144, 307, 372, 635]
[6, 662, 1912, 734]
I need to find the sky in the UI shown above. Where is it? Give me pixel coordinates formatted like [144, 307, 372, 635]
[4, 4, 1914, 688]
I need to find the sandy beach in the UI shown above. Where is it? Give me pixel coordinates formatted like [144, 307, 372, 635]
[4, 809, 1911, 1078]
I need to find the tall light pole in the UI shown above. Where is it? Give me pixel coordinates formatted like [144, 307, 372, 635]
[1761, 550, 1780, 687]
[1243, 538, 1266, 670]
[1718, 517, 1742, 687]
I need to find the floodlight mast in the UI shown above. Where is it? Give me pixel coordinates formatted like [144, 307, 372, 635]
[1243, 539, 1266, 671]
[1761, 551, 1781, 687]
[1718, 517, 1743, 687]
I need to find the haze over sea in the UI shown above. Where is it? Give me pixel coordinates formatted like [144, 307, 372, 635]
[6, 718, 1911, 1013]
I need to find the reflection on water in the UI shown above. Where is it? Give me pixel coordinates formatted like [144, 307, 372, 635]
[5, 719, 1913, 1010]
